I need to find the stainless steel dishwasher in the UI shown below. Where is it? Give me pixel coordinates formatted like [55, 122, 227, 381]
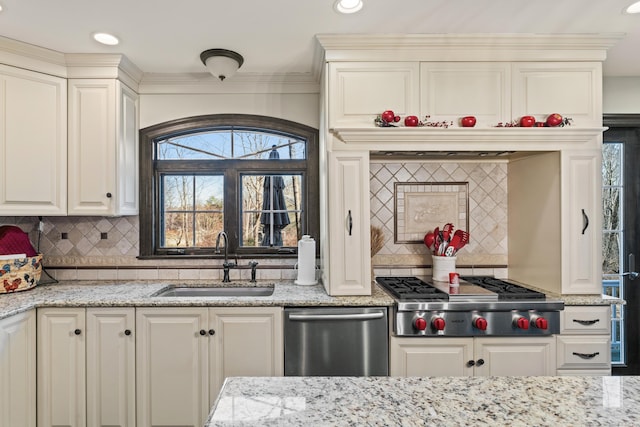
[284, 307, 389, 376]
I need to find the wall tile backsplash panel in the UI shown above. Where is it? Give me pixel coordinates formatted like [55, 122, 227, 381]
[370, 159, 508, 268]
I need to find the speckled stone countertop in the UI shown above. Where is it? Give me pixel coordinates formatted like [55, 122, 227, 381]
[207, 376, 640, 426]
[0, 280, 394, 320]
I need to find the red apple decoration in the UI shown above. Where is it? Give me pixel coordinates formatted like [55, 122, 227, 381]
[404, 115, 419, 127]
[381, 110, 401, 124]
[519, 116, 536, 127]
[545, 113, 563, 127]
[460, 116, 477, 127]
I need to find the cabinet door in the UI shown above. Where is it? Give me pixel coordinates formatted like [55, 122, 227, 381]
[67, 79, 116, 215]
[68, 79, 139, 216]
[328, 62, 419, 128]
[420, 62, 510, 126]
[209, 307, 283, 398]
[86, 308, 135, 427]
[37, 308, 86, 427]
[136, 308, 209, 427]
[0, 310, 36, 427]
[561, 150, 602, 294]
[389, 337, 473, 377]
[0, 64, 67, 215]
[512, 62, 602, 127]
[325, 151, 371, 295]
[474, 337, 557, 376]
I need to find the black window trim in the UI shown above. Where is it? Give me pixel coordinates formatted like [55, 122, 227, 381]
[138, 114, 319, 259]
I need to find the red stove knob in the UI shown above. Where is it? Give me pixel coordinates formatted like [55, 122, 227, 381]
[473, 316, 488, 331]
[514, 316, 529, 330]
[534, 317, 548, 330]
[414, 317, 427, 331]
[432, 317, 446, 331]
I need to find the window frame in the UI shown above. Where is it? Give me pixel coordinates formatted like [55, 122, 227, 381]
[138, 114, 319, 259]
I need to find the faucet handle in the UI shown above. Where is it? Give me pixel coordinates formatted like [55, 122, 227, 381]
[249, 260, 259, 267]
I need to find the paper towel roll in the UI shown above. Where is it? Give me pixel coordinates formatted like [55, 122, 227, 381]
[295, 235, 317, 285]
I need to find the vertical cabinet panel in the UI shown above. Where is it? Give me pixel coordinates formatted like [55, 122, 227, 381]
[561, 150, 602, 294]
[86, 308, 135, 427]
[0, 310, 36, 427]
[328, 62, 419, 127]
[37, 308, 86, 427]
[512, 62, 602, 127]
[136, 308, 209, 427]
[116, 82, 139, 215]
[420, 62, 511, 126]
[0, 64, 67, 215]
[326, 151, 371, 295]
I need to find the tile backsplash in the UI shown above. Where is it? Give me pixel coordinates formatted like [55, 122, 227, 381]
[370, 159, 508, 269]
[2, 158, 508, 280]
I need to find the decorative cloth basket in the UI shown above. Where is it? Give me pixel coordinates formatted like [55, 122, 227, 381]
[0, 254, 42, 294]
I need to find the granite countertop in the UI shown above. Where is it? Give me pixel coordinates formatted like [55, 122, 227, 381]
[207, 376, 640, 426]
[0, 280, 395, 320]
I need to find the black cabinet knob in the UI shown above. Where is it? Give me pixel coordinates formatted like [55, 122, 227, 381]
[199, 329, 207, 336]
[124, 329, 132, 336]
[467, 360, 475, 367]
[476, 359, 485, 366]
[74, 329, 81, 335]
[208, 329, 215, 336]
[106, 192, 112, 198]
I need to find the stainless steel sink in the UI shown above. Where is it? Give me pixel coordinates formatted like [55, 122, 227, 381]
[153, 286, 274, 297]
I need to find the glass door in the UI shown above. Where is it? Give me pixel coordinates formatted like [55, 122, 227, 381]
[603, 115, 640, 374]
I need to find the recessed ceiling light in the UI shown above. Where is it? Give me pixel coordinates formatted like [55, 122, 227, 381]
[625, 1, 640, 13]
[334, 0, 363, 14]
[93, 32, 119, 46]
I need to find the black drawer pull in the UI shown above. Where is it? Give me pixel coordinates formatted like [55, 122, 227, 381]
[573, 351, 600, 359]
[573, 319, 600, 326]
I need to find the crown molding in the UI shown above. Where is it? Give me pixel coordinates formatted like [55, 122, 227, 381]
[316, 33, 625, 63]
[0, 36, 67, 77]
[65, 53, 143, 90]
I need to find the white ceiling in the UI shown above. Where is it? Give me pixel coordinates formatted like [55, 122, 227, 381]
[0, 0, 639, 78]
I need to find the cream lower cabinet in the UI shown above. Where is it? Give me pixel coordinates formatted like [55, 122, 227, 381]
[0, 310, 36, 427]
[136, 307, 283, 427]
[0, 64, 67, 215]
[323, 151, 371, 295]
[557, 305, 611, 376]
[390, 336, 557, 377]
[37, 307, 135, 427]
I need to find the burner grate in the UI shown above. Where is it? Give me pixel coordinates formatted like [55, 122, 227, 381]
[376, 276, 449, 300]
[460, 276, 546, 300]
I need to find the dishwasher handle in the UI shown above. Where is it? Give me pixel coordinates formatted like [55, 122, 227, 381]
[288, 312, 385, 321]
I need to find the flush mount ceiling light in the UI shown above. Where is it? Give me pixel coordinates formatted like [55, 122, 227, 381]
[93, 32, 119, 46]
[200, 49, 244, 81]
[625, 0, 640, 13]
[334, 0, 363, 14]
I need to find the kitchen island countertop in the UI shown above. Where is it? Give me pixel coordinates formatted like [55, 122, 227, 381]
[207, 375, 640, 426]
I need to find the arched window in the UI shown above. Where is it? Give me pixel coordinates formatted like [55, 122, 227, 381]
[138, 114, 319, 258]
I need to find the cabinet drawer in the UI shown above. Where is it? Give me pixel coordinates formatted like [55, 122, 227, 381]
[560, 306, 610, 335]
[557, 335, 610, 369]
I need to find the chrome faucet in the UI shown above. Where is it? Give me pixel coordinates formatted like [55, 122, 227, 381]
[215, 231, 235, 282]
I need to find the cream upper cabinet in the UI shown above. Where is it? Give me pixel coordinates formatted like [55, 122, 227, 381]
[327, 62, 420, 128]
[68, 79, 139, 216]
[419, 62, 511, 126]
[0, 310, 36, 427]
[512, 62, 602, 127]
[0, 64, 67, 215]
[390, 336, 556, 377]
[323, 150, 371, 295]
